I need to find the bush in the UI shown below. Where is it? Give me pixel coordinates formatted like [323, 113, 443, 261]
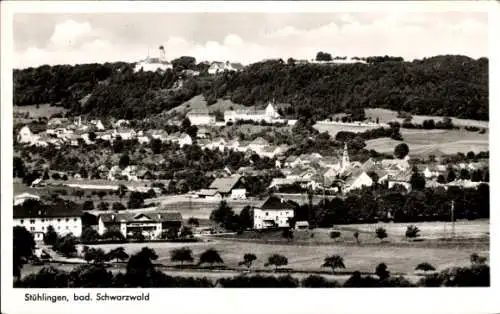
[415, 262, 436, 272]
[301, 275, 340, 288]
[405, 225, 420, 239]
[217, 275, 299, 288]
[329, 231, 341, 239]
[375, 227, 388, 241]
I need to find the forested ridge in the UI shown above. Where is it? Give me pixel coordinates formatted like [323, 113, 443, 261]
[13, 55, 488, 120]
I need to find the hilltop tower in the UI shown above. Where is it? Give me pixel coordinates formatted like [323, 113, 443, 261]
[159, 45, 166, 61]
[341, 142, 350, 171]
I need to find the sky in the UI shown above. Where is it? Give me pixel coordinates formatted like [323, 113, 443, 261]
[12, 11, 488, 69]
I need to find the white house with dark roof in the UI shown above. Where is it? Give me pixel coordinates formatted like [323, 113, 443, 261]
[253, 196, 295, 229]
[13, 201, 83, 241]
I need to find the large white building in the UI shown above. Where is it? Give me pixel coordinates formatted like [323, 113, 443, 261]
[13, 202, 83, 241]
[224, 102, 281, 124]
[134, 46, 173, 73]
[98, 211, 182, 240]
[253, 196, 295, 230]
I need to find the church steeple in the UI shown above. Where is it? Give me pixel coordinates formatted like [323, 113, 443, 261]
[341, 142, 350, 170]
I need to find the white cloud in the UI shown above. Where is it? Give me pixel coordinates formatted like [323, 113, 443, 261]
[49, 20, 92, 49]
[13, 13, 488, 69]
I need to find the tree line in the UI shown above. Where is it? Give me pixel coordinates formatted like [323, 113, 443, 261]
[13, 229, 489, 287]
[13, 55, 488, 121]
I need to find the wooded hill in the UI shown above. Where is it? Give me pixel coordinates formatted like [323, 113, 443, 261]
[13, 55, 488, 121]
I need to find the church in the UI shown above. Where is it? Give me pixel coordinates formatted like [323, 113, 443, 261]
[134, 46, 173, 73]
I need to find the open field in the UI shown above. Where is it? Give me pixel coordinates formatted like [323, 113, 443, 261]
[339, 219, 489, 240]
[14, 104, 67, 119]
[84, 236, 488, 275]
[314, 123, 380, 137]
[365, 108, 489, 128]
[365, 128, 488, 156]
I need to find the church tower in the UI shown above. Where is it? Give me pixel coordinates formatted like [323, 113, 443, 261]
[341, 142, 350, 170]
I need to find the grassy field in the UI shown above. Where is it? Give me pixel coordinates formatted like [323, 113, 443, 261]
[339, 219, 489, 240]
[84, 231, 488, 275]
[365, 128, 488, 156]
[14, 104, 67, 119]
[314, 123, 380, 137]
[365, 108, 489, 128]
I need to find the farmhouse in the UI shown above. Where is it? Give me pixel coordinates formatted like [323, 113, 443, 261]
[196, 189, 223, 201]
[387, 171, 413, 191]
[208, 61, 244, 75]
[253, 196, 295, 230]
[209, 175, 247, 199]
[13, 202, 83, 241]
[98, 211, 182, 240]
[344, 170, 374, 192]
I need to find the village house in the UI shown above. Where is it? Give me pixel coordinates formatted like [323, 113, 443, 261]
[208, 61, 244, 75]
[253, 196, 295, 230]
[186, 109, 216, 126]
[209, 175, 247, 199]
[343, 170, 374, 193]
[89, 119, 105, 131]
[13, 202, 83, 241]
[167, 133, 193, 147]
[248, 137, 270, 154]
[387, 171, 413, 191]
[98, 211, 182, 240]
[224, 103, 281, 123]
[17, 126, 40, 145]
[196, 189, 223, 201]
[47, 117, 70, 127]
[196, 127, 209, 139]
[149, 129, 169, 142]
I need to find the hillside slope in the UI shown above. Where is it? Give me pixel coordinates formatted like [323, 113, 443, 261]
[13, 55, 488, 121]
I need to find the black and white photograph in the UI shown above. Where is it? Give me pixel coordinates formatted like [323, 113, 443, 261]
[1, 1, 499, 313]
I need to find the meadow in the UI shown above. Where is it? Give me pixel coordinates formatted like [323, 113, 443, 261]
[365, 108, 489, 128]
[85, 237, 487, 275]
[14, 104, 67, 119]
[365, 128, 489, 156]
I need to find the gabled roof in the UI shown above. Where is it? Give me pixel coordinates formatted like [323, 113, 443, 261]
[388, 171, 413, 182]
[209, 175, 242, 193]
[99, 211, 182, 223]
[258, 195, 295, 210]
[14, 201, 83, 218]
[197, 189, 220, 196]
[250, 137, 269, 146]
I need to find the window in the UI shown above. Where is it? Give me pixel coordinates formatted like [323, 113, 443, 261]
[58, 226, 61, 230]
[265, 212, 269, 216]
[65, 218, 69, 222]
[73, 218, 77, 221]
[30, 219, 35, 224]
[57, 218, 61, 222]
[20, 220, 24, 224]
[41, 226, 45, 230]
[41, 219, 45, 222]
[30, 227, 35, 231]
[66, 226, 69, 229]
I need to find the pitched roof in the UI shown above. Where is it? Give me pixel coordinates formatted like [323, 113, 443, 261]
[14, 201, 83, 218]
[209, 175, 242, 193]
[197, 189, 220, 196]
[388, 171, 413, 182]
[99, 211, 182, 223]
[250, 137, 269, 146]
[259, 196, 295, 210]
